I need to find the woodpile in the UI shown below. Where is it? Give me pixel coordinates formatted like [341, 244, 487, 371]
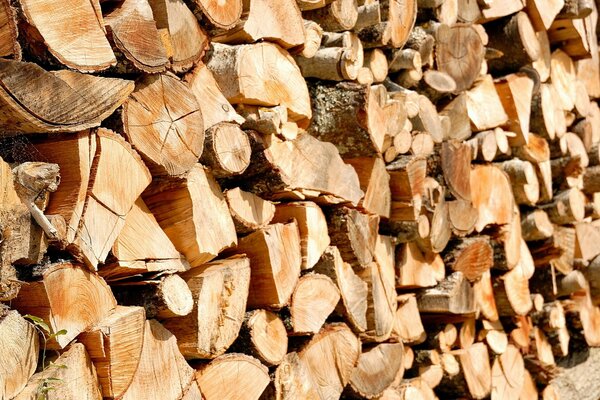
[3, 0, 600, 399]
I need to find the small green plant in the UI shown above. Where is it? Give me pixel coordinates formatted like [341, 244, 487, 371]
[23, 314, 67, 400]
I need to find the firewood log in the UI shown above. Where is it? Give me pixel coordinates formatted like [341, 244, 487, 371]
[393, 293, 426, 344]
[0, 308, 39, 399]
[149, 0, 208, 72]
[466, 75, 509, 132]
[161, 256, 249, 359]
[345, 157, 391, 217]
[200, 122, 251, 177]
[474, 270, 499, 321]
[121, 320, 195, 400]
[271, 352, 320, 399]
[357, 0, 417, 48]
[551, 49, 578, 112]
[443, 237, 493, 281]
[78, 306, 145, 398]
[411, 95, 444, 143]
[224, 187, 275, 234]
[396, 241, 444, 288]
[12, 262, 116, 349]
[439, 93, 471, 141]
[103, 198, 189, 281]
[521, 209, 554, 241]
[143, 164, 237, 268]
[122, 73, 205, 176]
[540, 188, 586, 225]
[183, 63, 245, 129]
[478, 0, 524, 21]
[228, 222, 301, 309]
[307, 82, 403, 157]
[346, 343, 405, 398]
[243, 132, 364, 205]
[0, 0, 19, 60]
[498, 159, 540, 205]
[438, 342, 491, 399]
[313, 246, 369, 332]
[229, 309, 288, 366]
[207, 42, 311, 124]
[192, 0, 242, 29]
[288, 273, 340, 334]
[490, 344, 525, 400]
[0, 60, 133, 134]
[494, 73, 534, 146]
[13, 343, 102, 400]
[103, 0, 169, 73]
[448, 199, 478, 236]
[433, 23, 485, 92]
[470, 164, 515, 232]
[298, 19, 324, 58]
[297, 323, 361, 399]
[357, 261, 397, 342]
[416, 271, 476, 316]
[387, 155, 427, 222]
[34, 129, 151, 268]
[272, 201, 330, 270]
[526, 0, 563, 31]
[212, 0, 304, 48]
[111, 274, 193, 319]
[18, 0, 115, 72]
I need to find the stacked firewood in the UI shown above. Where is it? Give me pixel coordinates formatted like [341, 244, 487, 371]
[1, 0, 600, 398]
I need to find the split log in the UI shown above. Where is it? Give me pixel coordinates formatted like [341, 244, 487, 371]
[0, 1, 19, 60]
[396, 241, 445, 289]
[0, 308, 39, 400]
[388, 155, 427, 222]
[448, 199, 478, 237]
[466, 75, 509, 132]
[526, 0, 563, 31]
[298, 20, 323, 58]
[230, 309, 288, 366]
[434, 23, 485, 92]
[183, 63, 245, 129]
[272, 201, 330, 270]
[103, 0, 169, 73]
[162, 256, 249, 359]
[192, 0, 242, 29]
[142, 164, 237, 268]
[531, 83, 566, 140]
[345, 157, 391, 218]
[244, 132, 364, 205]
[411, 95, 444, 143]
[491, 344, 525, 400]
[442, 237, 493, 281]
[0, 60, 133, 134]
[12, 262, 116, 349]
[34, 129, 151, 268]
[416, 271, 476, 316]
[494, 73, 534, 146]
[78, 306, 145, 399]
[327, 206, 378, 270]
[347, 343, 405, 398]
[14, 343, 102, 400]
[474, 270, 499, 321]
[539, 188, 586, 224]
[212, 0, 304, 48]
[437, 342, 491, 399]
[393, 293, 426, 344]
[521, 209, 554, 241]
[224, 187, 275, 234]
[551, 49, 578, 111]
[103, 198, 190, 281]
[111, 274, 193, 319]
[122, 73, 204, 177]
[494, 261, 534, 316]
[307, 82, 403, 157]
[121, 320, 195, 400]
[19, 0, 115, 71]
[207, 42, 311, 124]
[357, 0, 417, 48]
[200, 122, 251, 177]
[149, 0, 208, 72]
[289, 273, 340, 334]
[196, 353, 270, 400]
[271, 352, 320, 400]
[439, 93, 471, 141]
[313, 246, 369, 332]
[486, 12, 540, 73]
[357, 261, 397, 342]
[297, 323, 361, 399]
[498, 159, 539, 205]
[470, 165, 515, 232]
[228, 222, 301, 309]
[574, 222, 600, 262]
